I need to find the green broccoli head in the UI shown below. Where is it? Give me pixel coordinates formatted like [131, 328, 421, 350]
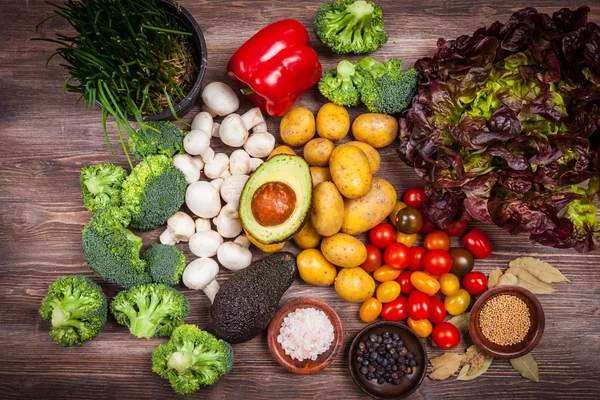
[82, 207, 152, 288]
[152, 324, 234, 394]
[143, 244, 187, 286]
[39, 276, 107, 347]
[110, 284, 190, 339]
[318, 60, 363, 106]
[315, 0, 388, 54]
[129, 121, 186, 160]
[80, 163, 128, 213]
[121, 155, 187, 231]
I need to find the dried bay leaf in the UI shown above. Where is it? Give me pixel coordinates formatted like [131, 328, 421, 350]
[509, 257, 570, 283]
[506, 267, 557, 294]
[460, 345, 482, 366]
[510, 353, 539, 382]
[497, 272, 518, 287]
[488, 268, 503, 289]
[429, 352, 462, 380]
[448, 313, 470, 337]
[456, 355, 493, 381]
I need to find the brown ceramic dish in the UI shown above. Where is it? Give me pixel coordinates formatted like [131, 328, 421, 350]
[267, 298, 343, 375]
[348, 321, 427, 400]
[469, 285, 545, 359]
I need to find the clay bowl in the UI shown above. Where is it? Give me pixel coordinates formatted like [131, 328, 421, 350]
[469, 285, 545, 359]
[267, 298, 343, 374]
[348, 321, 427, 400]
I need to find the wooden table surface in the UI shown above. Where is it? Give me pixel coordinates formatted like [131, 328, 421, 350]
[1, 1, 599, 399]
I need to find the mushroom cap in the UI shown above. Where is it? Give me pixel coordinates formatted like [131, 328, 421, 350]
[189, 230, 223, 258]
[201, 82, 240, 116]
[183, 258, 219, 290]
[185, 181, 221, 218]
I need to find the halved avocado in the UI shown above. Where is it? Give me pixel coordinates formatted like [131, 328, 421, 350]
[239, 155, 312, 244]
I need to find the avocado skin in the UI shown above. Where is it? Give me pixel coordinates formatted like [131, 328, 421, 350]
[210, 252, 297, 344]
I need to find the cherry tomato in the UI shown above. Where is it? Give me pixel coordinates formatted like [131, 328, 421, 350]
[397, 271, 414, 295]
[369, 223, 396, 249]
[360, 244, 382, 273]
[395, 207, 423, 234]
[381, 296, 409, 321]
[359, 297, 382, 323]
[463, 228, 492, 259]
[376, 281, 401, 303]
[424, 230, 451, 251]
[432, 322, 460, 349]
[403, 187, 428, 209]
[407, 317, 433, 338]
[439, 273, 460, 296]
[383, 242, 409, 270]
[424, 249, 453, 276]
[462, 271, 488, 295]
[373, 265, 401, 282]
[428, 296, 447, 324]
[408, 291, 431, 320]
[420, 215, 435, 234]
[409, 271, 440, 295]
[444, 220, 468, 237]
[407, 246, 426, 271]
[396, 231, 417, 247]
[388, 201, 407, 226]
[449, 248, 475, 277]
[444, 289, 471, 316]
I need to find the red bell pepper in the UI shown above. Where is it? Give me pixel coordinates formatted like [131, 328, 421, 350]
[227, 19, 322, 117]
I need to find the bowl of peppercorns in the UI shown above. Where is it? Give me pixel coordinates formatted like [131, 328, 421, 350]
[348, 321, 427, 399]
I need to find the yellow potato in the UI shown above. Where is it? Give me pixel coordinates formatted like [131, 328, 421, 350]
[245, 230, 285, 253]
[321, 233, 367, 268]
[311, 181, 344, 237]
[268, 145, 296, 160]
[342, 178, 398, 235]
[293, 221, 322, 249]
[335, 267, 375, 303]
[297, 249, 337, 286]
[280, 107, 316, 146]
[352, 113, 399, 148]
[316, 103, 350, 142]
[310, 167, 332, 187]
[346, 141, 381, 174]
[329, 144, 372, 199]
[303, 138, 335, 167]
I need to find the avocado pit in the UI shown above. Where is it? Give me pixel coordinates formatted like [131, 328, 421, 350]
[251, 182, 296, 226]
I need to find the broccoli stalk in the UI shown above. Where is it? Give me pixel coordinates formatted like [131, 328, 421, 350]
[318, 60, 363, 106]
[80, 163, 127, 213]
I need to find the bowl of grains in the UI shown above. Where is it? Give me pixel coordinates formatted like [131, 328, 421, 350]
[469, 286, 545, 359]
[267, 298, 343, 374]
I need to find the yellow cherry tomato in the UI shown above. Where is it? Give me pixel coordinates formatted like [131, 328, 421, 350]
[439, 273, 460, 296]
[359, 297, 382, 323]
[409, 271, 440, 295]
[396, 231, 417, 247]
[444, 289, 471, 315]
[407, 317, 433, 338]
[373, 265, 402, 282]
[389, 201, 407, 225]
[376, 281, 401, 303]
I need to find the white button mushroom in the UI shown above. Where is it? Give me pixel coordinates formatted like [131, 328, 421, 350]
[219, 114, 249, 147]
[217, 237, 252, 271]
[213, 204, 242, 238]
[159, 228, 176, 246]
[201, 147, 215, 163]
[249, 157, 264, 172]
[191, 156, 205, 171]
[183, 129, 211, 155]
[191, 111, 213, 132]
[201, 104, 218, 118]
[195, 217, 211, 232]
[253, 121, 268, 133]
[186, 181, 221, 218]
[173, 154, 200, 184]
[240, 107, 266, 131]
[244, 132, 276, 158]
[221, 174, 249, 207]
[166, 211, 196, 243]
[210, 178, 224, 195]
[189, 230, 223, 258]
[201, 82, 239, 116]
[204, 153, 229, 179]
[211, 122, 221, 138]
[182, 258, 220, 303]
[229, 149, 251, 175]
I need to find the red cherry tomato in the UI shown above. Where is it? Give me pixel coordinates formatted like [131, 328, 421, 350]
[428, 296, 447, 324]
[462, 271, 488, 295]
[424, 231, 451, 251]
[369, 223, 396, 249]
[443, 220, 468, 237]
[360, 244, 383, 273]
[397, 271, 414, 295]
[407, 246, 426, 271]
[381, 296, 408, 321]
[463, 228, 492, 259]
[431, 322, 460, 349]
[384, 242, 410, 270]
[407, 291, 431, 320]
[424, 249, 453, 276]
[420, 215, 435, 234]
[403, 187, 428, 209]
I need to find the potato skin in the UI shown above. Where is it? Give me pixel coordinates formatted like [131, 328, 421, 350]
[293, 220, 322, 249]
[310, 167, 332, 187]
[346, 141, 381, 174]
[297, 249, 337, 286]
[303, 138, 335, 167]
[280, 107, 316, 146]
[316, 103, 350, 142]
[341, 178, 397, 235]
[352, 113, 399, 148]
[329, 144, 372, 199]
[268, 145, 296, 160]
[311, 181, 344, 237]
[321, 233, 367, 268]
[335, 267, 376, 303]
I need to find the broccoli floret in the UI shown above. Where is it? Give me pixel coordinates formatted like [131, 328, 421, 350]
[129, 121, 186, 160]
[152, 324, 234, 394]
[110, 284, 190, 339]
[121, 155, 187, 231]
[356, 57, 419, 114]
[39, 276, 107, 347]
[314, 0, 388, 54]
[143, 244, 187, 286]
[82, 207, 152, 288]
[318, 60, 364, 106]
[80, 163, 128, 213]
